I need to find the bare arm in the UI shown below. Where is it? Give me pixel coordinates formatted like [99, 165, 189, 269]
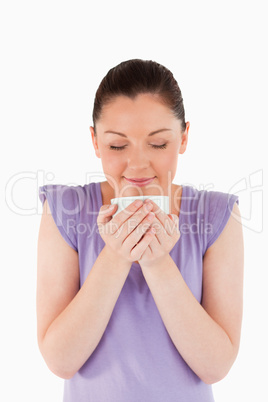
[36, 200, 131, 379]
[140, 202, 244, 384]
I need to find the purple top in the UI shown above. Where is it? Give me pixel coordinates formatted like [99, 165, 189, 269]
[39, 182, 239, 402]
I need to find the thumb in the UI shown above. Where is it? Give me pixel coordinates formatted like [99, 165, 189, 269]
[97, 204, 117, 225]
[170, 214, 179, 223]
[171, 214, 180, 235]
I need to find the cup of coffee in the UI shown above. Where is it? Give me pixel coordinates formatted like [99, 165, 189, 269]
[110, 195, 170, 216]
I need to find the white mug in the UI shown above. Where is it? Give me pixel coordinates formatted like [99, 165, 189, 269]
[110, 195, 170, 216]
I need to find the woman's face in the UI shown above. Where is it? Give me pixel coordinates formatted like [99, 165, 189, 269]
[90, 93, 189, 197]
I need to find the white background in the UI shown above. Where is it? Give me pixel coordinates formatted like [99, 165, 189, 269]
[1, 0, 267, 401]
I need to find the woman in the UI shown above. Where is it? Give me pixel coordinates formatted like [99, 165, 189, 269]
[37, 59, 244, 401]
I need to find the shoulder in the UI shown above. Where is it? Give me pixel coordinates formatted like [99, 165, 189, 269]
[39, 183, 88, 207]
[38, 182, 100, 250]
[181, 185, 239, 254]
[181, 185, 239, 211]
[38, 182, 102, 213]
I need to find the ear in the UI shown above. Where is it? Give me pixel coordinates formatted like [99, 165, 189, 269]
[179, 121, 190, 155]
[90, 126, 101, 159]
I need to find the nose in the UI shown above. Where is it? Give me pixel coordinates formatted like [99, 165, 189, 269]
[127, 148, 150, 170]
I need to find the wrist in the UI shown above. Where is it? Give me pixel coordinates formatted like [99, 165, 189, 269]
[102, 245, 132, 272]
[139, 254, 172, 272]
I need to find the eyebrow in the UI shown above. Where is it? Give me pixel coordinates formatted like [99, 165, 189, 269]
[104, 128, 172, 137]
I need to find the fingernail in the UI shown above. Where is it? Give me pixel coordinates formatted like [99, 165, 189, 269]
[145, 202, 153, 212]
[134, 200, 143, 207]
[147, 212, 155, 220]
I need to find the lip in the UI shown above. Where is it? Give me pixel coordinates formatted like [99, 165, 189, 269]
[124, 177, 155, 187]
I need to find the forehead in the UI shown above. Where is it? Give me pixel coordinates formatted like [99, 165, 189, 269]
[97, 93, 179, 131]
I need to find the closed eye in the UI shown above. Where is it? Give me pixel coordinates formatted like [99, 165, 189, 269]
[109, 146, 126, 151]
[152, 143, 167, 149]
[109, 144, 167, 151]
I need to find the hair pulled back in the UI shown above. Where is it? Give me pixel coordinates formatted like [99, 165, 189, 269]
[92, 59, 186, 134]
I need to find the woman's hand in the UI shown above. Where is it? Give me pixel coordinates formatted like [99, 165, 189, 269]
[137, 199, 180, 268]
[97, 200, 156, 264]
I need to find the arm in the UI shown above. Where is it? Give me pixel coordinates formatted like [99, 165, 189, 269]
[140, 202, 244, 384]
[36, 200, 131, 379]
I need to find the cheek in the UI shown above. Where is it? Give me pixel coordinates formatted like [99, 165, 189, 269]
[102, 151, 124, 172]
[156, 150, 178, 169]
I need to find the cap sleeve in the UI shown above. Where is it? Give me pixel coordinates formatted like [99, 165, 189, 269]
[204, 191, 239, 253]
[39, 184, 80, 251]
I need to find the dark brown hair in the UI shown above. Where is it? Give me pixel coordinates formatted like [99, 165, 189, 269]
[92, 59, 186, 135]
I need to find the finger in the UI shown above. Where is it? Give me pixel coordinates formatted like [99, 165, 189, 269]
[170, 214, 180, 235]
[144, 232, 160, 255]
[120, 204, 155, 246]
[130, 227, 155, 260]
[144, 199, 167, 218]
[144, 200, 175, 236]
[107, 199, 144, 235]
[138, 239, 153, 261]
[150, 215, 167, 244]
[111, 202, 153, 239]
[97, 204, 118, 225]
[143, 199, 163, 215]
